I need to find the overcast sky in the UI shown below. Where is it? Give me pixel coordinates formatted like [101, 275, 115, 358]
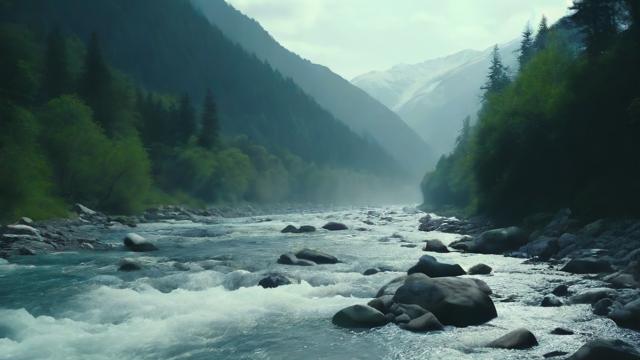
[225, 0, 572, 79]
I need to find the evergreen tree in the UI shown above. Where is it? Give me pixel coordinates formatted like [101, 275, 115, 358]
[42, 27, 70, 100]
[80, 32, 114, 133]
[534, 16, 550, 51]
[198, 89, 218, 148]
[482, 45, 510, 101]
[627, 0, 640, 31]
[177, 93, 197, 144]
[570, 0, 620, 57]
[518, 24, 534, 68]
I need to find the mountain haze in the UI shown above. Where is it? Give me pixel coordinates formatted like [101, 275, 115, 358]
[353, 42, 519, 156]
[192, 0, 437, 176]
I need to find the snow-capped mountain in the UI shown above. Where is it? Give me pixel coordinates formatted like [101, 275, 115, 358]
[352, 41, 519, 156]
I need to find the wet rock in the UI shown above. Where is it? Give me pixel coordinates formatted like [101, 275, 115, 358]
[74, 203, 97, 216]
[551, 327, 574, 335]
[468, 263, 492, 275]
[542, 208, 572, 237]
[570, 288, 617, 304]
[581, 219, 606, 237]
[608, 298, 640, 331]
[519, 236, 559, 259]
[552, 284, 570, 297]
[367, 295, 394, 313]
[295, 248, 338, 264]
[2, 224, 41, 238]
[298, 225, 316, 233]
[118, 258, 142, 272]
[322, 222, 348, 231]
[392, 273, 497, 326]
[123, 233, 157, 252]
[604, 271, 639, 289]
[487, 328, 538, 349]
[390, 303, 429, 319]
[561, 257, 613, 274]
[376, 276, 408, 297]
[281, 225, 299, 233]
[544, 351, 569, 358]
[277, 253, 316, 266]
[363, 268, 380, 276]
[332, 305, 388, 329]
[541, 295, 563, 307]
[401, 244, 417, 248]
[470, 278, 493, 295]
[592, 298, 614, 316]
[407, 255, 466, 277]
[399, 312, 444, 332]
[567, 338, 640, 360]
[394, 313, 411, 323]
[17, 247, 35, 256]
[423, 239, 449, 253]
[471, 227, 528, 254]
[17, 217, 33, 225]
[258, 273, 292, 288]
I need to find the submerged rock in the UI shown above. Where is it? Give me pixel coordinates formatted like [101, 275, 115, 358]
[363, 268, 380, 276]
[570, 288, 617, 304]
[322, 222, 348, 231]
[332, 305, 388, 329]
[552, 284, 570, 297]
[608, 298, 640, 331]
[541, 295, 563, 307]
[487, 328, 538, 349]
[298, 225, 316, 233]
[423, 239, 449, 253]
[551, 327, 574, 335]
[123, 233, 157, 252]
[468, 263, 492, 275]
[567, 339, 640, 360]
[118, 258, 142, 272]
[392, 274, 497, 326]
[277, 253, 315, 266]
[407, 255, 466, 277]
[398, 312, 444, 332]
[295, 248, 338, 264]
[258, 273, 292, 288]
[561, 257, 613, 274]
[281, 225, 298, 233]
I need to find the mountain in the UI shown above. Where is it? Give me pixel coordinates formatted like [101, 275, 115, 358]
[191, 0, 436, 176]
[0, 0, 402, 176]
[353, 42, 520, 156]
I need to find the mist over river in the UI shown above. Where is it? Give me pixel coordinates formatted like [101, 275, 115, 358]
[1, 206, 638, 360]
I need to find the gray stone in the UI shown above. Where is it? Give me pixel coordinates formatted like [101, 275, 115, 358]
[552, 284, 570, 297]
[561, 257, 613, 274]
[322, 222, 348, 231]
[609, 298, 640, 331]
[332, 305, 388, 329]
[423, 239, 449, 253]
[277, 253, 315, 266]
[74, 203, 97, 216]
[367, 295, 394, 313]
[394, 313, 411, 323]
[118, 258, 142, 272]
[407, 255, 466, 277]
[471, 227, 528, 254]
[468, 263, 492, 275]
[570, 288, 617, 304]
[376, 276, 407, 297]
[123, 233, 157, 252]
[604, 271, 639, 289]
[399, 312, 444, 332]
[281, 225, 298, 233]
[298, 225, 316, 233]
[363, 268, 380, 276]
[567, 339, 640, 360]
[258, 273, 292, 288]
[551, 327, 574, 335]
[592, 298, 614, 316]
[520, 236, 559, 259]
[544, 351, 569, 358]
[487, 328, 538, 349]
[541, 295, 563, 307]
[295, 249, 338, 264]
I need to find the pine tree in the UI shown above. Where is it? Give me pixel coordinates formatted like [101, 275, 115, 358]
[80, 32, 114, 132]
[534, 16, 550, 51]
[177, 93, 197, 144]
[518, 24, 534, 68]
[482, 45, 510, 101]
[627, 0, 640, 31]
[570, 0, 620, 57]
[198, 89, 219, 148]
[42, 27, 70, 100]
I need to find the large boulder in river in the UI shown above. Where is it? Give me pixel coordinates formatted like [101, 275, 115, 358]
[281, 225, 299, 233]
[258, 273, 293, 288]
[295, 248, 338, 264]
[569, 288, 617, 304]
[608, 298, 640, 331]
[399, 312, 444, 332]
[298, 225, 316, 233]
[423, 239, 449, 253]
[471, 227, 528, 254]
[392, 273, 497, 326]
[561, 257, 613, 274]
[277, 253, 316, 266]
[322, 222, 348, 231]
[123, 233, 157, 252]
[118, 258, 142, 272]
[376, 276, 408, 297]
[487, 328, 538, 349]
[567, 339, 640, 360]
[407, 255, 466, 277]
[332, 305, 388, 329]
[468, 263, 492, 275]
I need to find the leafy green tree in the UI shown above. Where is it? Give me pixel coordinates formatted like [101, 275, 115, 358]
[42, 27, 71, 100]
[518, 24, 534, 68]
[481, 45, 510, 101]
[198, 88, 219, 149]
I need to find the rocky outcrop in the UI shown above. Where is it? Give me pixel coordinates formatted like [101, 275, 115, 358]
[407, 255, 466, 277]
[487, 328, 538, 349]
[332, 305, 388, 329]
[567, 339, 640, 360]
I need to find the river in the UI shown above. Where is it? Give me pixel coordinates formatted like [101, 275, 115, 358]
[0, 206, 638, 359]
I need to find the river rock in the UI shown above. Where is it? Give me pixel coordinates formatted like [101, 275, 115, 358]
[17, 217, 33, 225]
[394, 313, 411, 323]
[567, 338, 640, 360]
[604, 271, 639, 289]
[74, 203, 97, 216]
[552, 284, 570, 296]
[407, 255, 466, 277]
[390, 303, 429, 319]
[551, 327, 574, 335]
[570, 288, 617, 304]
[2, 224, 41, 237]
[592, 298, 614, 316]
[363, 268, 380, 275]
[277, 253, 316, 266]
[118, 258, 142, 272]
[544, 351, 569, 358]
[392, 273, 497, 326]
[487, 328, 538, 349]
[258, 273, 292, 288]
[295, 248, 338, 264]
[399, 312, 444, 332]
[322, 222, 348, 231]
[123, 233, 157, 252]
[519, 236, 559, 259]
[367, 295, 394, 313]
[471, 227, 528, 254]
[281, 225, 299, 233]
[608, 298, 640, 331]
[298, 225, 316, 233]
[541, 295, 563, 307]
[423, 239, 449, 253]
[468, 263, 492, 275]
[332, 305, 388, 329]
[376, 276, 408, 297]
[561, 257, 613, 274]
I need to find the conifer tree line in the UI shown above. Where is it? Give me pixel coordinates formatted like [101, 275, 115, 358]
[422, 0, 640, 222]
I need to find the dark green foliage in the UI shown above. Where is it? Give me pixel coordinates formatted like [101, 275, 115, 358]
[176, 93, 196, 145]
[570, 0, 623, 57]
[42, 27, 71, 100]
[481, 45, 510, 102]
[198, 89, 218, 149]
[79, 32, 116, 134]
[518, 24, 534, 68]
[535, 16, 550, 51]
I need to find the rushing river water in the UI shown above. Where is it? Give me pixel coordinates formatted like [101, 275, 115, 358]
[0, 206, 639, 360]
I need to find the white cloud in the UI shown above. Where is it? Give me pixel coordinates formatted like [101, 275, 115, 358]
[225, 0, 571, 79]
